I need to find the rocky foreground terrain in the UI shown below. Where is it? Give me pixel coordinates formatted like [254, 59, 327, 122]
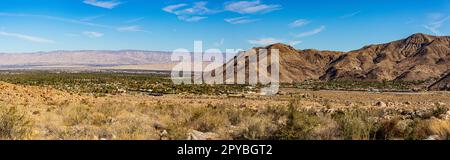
[0, 81, 449, 140]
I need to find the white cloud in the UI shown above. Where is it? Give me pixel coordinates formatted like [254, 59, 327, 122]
[293, 25, 326, 38]
[225, 16, 259, 24]
[83, 0, 122, 9]
[0, 12, 114, 29]
[248, 38, 283, 45]
[0, 12, 151, 33]
[340, 11, 361, 19]
[423, 13, 450, 35]
[163, 4, 188, 13]
[178, 16, 207, 22]
[117, 25, 150, 33]
[224, 0, 281, 14]
[0, 31, 54, 43]
[289, 40, 302, 46]
[175, 1, 218, 15]
[163, 2, 218, 22]
[289, 19, 310, 28]
[83, 31, 103, 38]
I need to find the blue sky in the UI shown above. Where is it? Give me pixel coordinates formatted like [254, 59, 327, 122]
[0, 0, 449, 53]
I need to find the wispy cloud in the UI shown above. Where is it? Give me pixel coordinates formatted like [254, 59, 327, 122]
[0, 12, 114, 29]
[293, 25, 326, 38]
[83, 0, 122, 9]
[117, 25, 151, 33]
[248, 38, 301, 46]
[225, 16, 259, 24]
[163, 2, 218, 22]
[224, 0, 281, 14]
[83, 31, 103, 38]
[423, 13, 450, 35]
[249, 38, 282, 45]
[178, 16, 207, 22]
[0, 31, 54, 43]
[80, 14, 105, 21]
[289, 40, 302, 46]
[289, 19, 310, 28]
[163, 4, 188, 13]
[340, 11, 361, 19]
[0, 12, 148, 32]
[126, 17, 144, 23]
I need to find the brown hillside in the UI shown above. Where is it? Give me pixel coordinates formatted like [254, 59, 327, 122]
[214, 33, 449, 87]
[321, 33, 450, 81]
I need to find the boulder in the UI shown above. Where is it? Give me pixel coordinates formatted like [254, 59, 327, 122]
[187, 130, 219, 140]
[375, 101, 387, 107]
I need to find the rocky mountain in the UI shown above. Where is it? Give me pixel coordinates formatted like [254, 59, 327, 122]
[220, 33, 449, 86]
[321, 33, 450, 82]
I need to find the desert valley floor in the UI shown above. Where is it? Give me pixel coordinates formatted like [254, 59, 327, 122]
[0, 74, 449, 140]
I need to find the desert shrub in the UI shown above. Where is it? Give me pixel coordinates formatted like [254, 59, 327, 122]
[426, 119, 450, 140]
[232, 116, 277, 140]
[63, 105, 91, 126]
[189, 107, 229, 132]
[262, 105, 290, 122]
[375, 118, 404, 140]
[110, 111, 158, 140]
[333, 110, 379, 140]
[226, 108, 254, 126]
[0, 106, 33, 140]
[274, 103, 323, 140]
[432, 106, 448, 117]
[311, 115, 340, 140]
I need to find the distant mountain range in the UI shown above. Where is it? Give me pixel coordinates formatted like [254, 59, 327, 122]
[0, 50, 172, 68]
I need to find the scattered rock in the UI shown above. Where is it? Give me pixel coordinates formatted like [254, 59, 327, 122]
[118, 88, 127, 93]
[152, 121, 167, 130]
[375, 101, 387, 107]
[160, 130, 169, 140]
[187, 130, 219, 140]
[425, 135, 440, 140]
[443, 111, 450, 120]
[149, 93, 164, 97]
[387, 102, 395, 107]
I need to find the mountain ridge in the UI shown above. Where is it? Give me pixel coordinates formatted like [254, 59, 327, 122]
[224, 33, 449, 90]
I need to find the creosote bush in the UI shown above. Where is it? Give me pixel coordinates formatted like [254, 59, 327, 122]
[0, 106, 33, 140]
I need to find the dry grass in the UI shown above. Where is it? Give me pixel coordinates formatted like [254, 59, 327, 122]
[0, 81, 449, 140]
